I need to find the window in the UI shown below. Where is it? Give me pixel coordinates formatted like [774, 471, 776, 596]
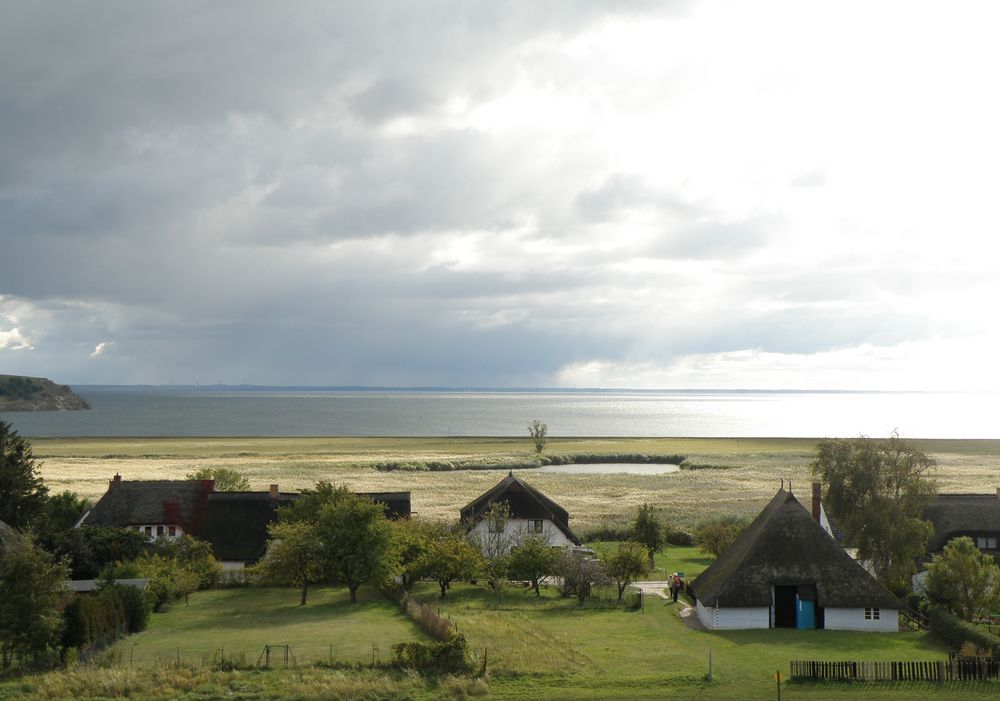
[976, 536, 998, 550]
[144, 526, 152, 536]
[168, 525, 177, 537]
[156, 525, 164, 537]
[864, 608, 880, 620]
[487, 520, 504, 534]
[527, 519, 544, 533]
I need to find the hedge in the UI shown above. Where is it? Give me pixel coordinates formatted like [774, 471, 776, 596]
[929, 606, 1000, 656]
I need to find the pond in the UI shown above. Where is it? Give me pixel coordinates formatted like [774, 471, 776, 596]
[534, 462, 680, 475]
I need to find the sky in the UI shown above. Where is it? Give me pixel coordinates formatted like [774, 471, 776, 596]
[2, 1, 999, 390]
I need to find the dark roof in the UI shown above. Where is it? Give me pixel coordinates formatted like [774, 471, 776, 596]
[689, 489, 899, 610]
[202, 491, 410, 564]
[201, 492, 297, 563]
[80, 479, 214, 533]
[923, 492, 1000, 552]
[360, 492, 411, 519]
[460, 473, 581, 545]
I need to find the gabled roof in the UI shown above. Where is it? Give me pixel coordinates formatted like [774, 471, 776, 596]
[690, 489, 899, 610]
[79, 479, 214, 533]
[460, 472, 581, 545]
[923, 492, 1000, 552]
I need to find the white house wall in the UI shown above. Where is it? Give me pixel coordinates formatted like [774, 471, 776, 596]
[824, 608, 898, 632]
[468, 518, 574, 554]
[695, 599, 770, 630]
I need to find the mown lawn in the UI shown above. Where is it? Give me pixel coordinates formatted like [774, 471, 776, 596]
[408, 580, 995, 700]
[121, 585, 427, 668]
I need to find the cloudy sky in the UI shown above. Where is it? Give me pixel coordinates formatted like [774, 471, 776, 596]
[2, 1, 999, 390]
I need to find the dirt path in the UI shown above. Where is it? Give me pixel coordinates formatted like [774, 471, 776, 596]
[633, 581, 706, 630]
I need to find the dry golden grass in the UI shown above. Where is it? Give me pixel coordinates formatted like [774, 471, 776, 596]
[33, 436, 1000, 531]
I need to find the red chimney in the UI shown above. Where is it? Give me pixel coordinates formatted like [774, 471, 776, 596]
[110, 473, 122, 489]
[812, 482, 822, 523]
[269, 484, 279, 499]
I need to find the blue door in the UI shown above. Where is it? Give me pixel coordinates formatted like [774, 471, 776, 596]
[796, 596, 816, 630]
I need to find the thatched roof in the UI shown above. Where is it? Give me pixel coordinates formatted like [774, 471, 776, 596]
[924, 492, 1000, 552]
[460, 472, 581, 545]
[689, 489, 899, 610]
[80, 478, 214, 533]
[202, 491, 410, 564]
[201, 492, 297, 563]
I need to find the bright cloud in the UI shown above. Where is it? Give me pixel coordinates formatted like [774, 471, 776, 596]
[1, 1, 998, 389]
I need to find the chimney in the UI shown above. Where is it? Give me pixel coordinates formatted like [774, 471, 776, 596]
[110, 473, 122, 489]
[812, 482, 822, 523]
[269, 484, 279, 500]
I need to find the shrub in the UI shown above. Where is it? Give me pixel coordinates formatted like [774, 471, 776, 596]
[929, 606, 1000, 656]
[693, 515, 748, 557]
[392, 630, 470, 673]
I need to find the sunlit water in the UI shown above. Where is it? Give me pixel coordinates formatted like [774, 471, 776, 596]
[2, 387, 997, 438]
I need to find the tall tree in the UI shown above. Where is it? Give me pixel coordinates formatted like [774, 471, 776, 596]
[0, 533, 68, 669]
[631, 503, 667, 569]
[253, 520, 327, 605]
[314, 492, 400, 603]
[813, 433, 936, 591]
[0, 420, 48, 529]
[601, 542, 649, 602]
[527, 419, 548, 453]
[926, 537, 1000, 621]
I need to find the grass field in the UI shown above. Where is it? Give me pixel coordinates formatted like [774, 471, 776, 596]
[122, 586, 426, 668]
[32, 436, 1000, 530]
[4, 569, 998, 700]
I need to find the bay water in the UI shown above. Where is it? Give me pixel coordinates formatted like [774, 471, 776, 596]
[2, 387, 996, 439]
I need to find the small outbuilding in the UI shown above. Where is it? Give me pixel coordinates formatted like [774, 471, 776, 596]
[689, 487, 900, 632]
[461, 472, 581, 552]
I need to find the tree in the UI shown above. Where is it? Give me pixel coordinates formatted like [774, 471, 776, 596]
[693, 515, 748, 558]
[926, 537, 1000, 621]
[185, 467, 250, 492]
[631, 503, 667, 569]
[508, 535, 557, 596]
[556, 549, 606, 605]
[0, 420, 48, 529]
[813, 433, 937, 591]
[0, 533, 68, 669]
[393, 518, 434, 591]
[252, 520, 326, 605]
[314, 492, 400, 603]
[416, 530, 482, 600]
[527, 419, 548, 454]
[471, 501, 513, 601]
[601, 542, 649, 602]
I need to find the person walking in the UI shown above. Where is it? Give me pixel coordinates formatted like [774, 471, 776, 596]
[671, 574, 681, 603]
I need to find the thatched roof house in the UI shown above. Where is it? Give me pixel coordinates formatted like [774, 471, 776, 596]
[923, 490, 1000, 558]
[78, 475, 214, 539]
[689, 487, 900, 632]
[79, 477, 412, 568]
[461, 472, 581, 550]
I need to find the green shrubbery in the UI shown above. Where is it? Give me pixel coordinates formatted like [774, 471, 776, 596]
[375, 453, 687, 472]
[62, 584, 150, 652]
[928, 606, 1000, 656]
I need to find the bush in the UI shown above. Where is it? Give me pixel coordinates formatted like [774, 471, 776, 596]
[665, 528, 694, 546]
[929, 606, 1000, 656]
[693, 515, 748, 557]
[392, 630, 470, 673]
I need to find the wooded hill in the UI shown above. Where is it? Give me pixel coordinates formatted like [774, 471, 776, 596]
[0, 374, 90, 412]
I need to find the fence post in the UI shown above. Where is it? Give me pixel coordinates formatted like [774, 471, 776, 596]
[707, 648, 712, 682]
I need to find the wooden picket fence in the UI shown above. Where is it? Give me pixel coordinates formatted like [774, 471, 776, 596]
[790, 655, 1000, 682]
